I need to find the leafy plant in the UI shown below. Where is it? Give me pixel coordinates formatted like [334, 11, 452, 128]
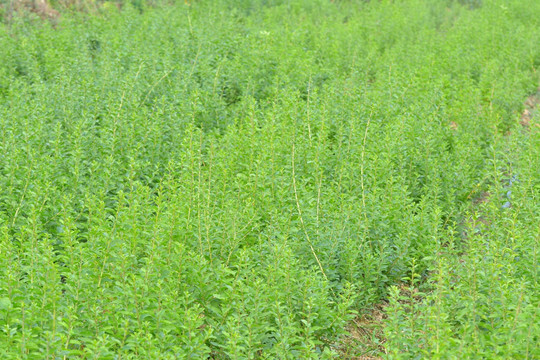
[0, 0, 539, 358]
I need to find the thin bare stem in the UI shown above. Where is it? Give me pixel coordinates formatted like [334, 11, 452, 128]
[292, 142, 335, 297]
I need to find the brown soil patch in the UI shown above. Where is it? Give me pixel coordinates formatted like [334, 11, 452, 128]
[335, 303, 388, 359]
[5, 0, 59, 20]
[520, 86, 540, 128]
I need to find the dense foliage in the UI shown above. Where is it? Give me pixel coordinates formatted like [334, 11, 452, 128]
[0, 0, 538, 358]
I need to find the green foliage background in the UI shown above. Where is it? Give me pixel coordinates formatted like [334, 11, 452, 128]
[0, 0, 538, 358]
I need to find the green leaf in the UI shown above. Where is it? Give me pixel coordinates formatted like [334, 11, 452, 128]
[0, 298, 12, 311]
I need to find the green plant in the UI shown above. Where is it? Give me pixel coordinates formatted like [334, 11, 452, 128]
[0, 0, 539, 358]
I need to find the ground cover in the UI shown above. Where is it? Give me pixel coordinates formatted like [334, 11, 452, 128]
[0, 0, 538, 358]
